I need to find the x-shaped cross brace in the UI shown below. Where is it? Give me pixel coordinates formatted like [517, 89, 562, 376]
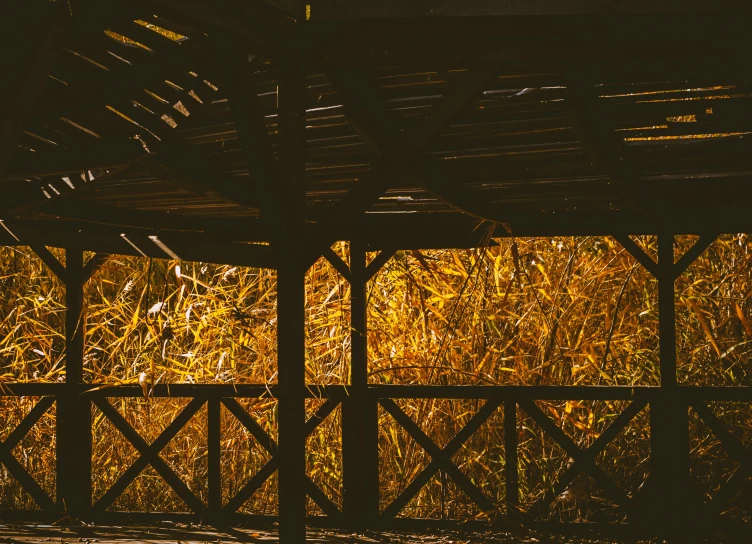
[379, 397, 502, 519]
[0, 396, 56, 512]
[222, 396, 343, 519]
[92, 396, 205, 513]
[690, 399, 752, 515]
[519, 398, 644, 519]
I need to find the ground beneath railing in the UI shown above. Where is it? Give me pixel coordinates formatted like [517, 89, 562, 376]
[0, 523, 715, 544]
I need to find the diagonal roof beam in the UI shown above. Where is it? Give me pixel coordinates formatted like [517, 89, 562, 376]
[0, 218, 276, 269]
[32, 31, 207, 125]
[143, 0, 298, 59]
[0, 154, 150, 218]
[419, 158, 530, 228]
[0, 2, 71, 178]
[0, 0, 151, 178]
[154, 139, 261, 211]
[39, 198, 262, 235]
[302, 67, 499, 268]
[211, 37, 290, 247]
[564, 75, 647, 208]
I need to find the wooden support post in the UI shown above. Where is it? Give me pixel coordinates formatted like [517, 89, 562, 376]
[56, 248, 91, 519]
[638, 232, 698, 534]
[277, 261, 307, 541]
[343, 239, 380, 527]
[276, 63, 307, 542]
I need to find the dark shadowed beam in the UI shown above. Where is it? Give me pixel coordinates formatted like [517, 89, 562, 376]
[303, 67, 499, 267]
[5, 209, 748, 255]
[0, 154, 151, 218]
[419, 158, 530, 230]
[4, 205, 752, 257]
[142, 0, 298, 59]
[302, 12, 749, 69]
[354, 207, 752, 249]
[131, 1, 751, 71]
[1, 140, 148, 182]
[154, 141, 262, 211]
[0, 219, 276, 269]
[1, 144, 262, 225]
[314, 0, 725, 18]
[0, 0, 153, 178]
[564, 76, 647, 209]
[0, 1, 71, 178]
[37, 198, 262, 234]
[211, 38, 290, 246]
[29, 9, 203, 124]
[29, 77, 265, 218]
[274, 56, 308, 542]
[323, 67, 572, 241]
[325, 68, 394, 157]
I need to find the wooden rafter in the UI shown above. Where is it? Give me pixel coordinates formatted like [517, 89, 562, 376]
[303, 67, 499, 267]
[324, 66, 538, 237]
[565, 76, 643, 206]
[143, 0, 298, 59]
[2, 219, 276, 269]
[0, 2, 71, 178]
[213, 37, 289, 245]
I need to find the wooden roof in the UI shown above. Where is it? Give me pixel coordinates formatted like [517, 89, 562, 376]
[2, 1, 752, 267]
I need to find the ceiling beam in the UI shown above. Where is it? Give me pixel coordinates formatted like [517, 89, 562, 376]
[314, 0, 724, 19]
[36, 198, 260, 234]
[0, 0, 156, 178]
[565, 76, 637, 198]
[212, 38, 289, 247]
[31, 28, 209, 125]
[0, 2, 71, 178]
[4, 203, 752, 258]
[302, 67, 498, 267]
[143, 0, 298, 59]
[301, 12, 749, 70]
[0, 219, 276, 269]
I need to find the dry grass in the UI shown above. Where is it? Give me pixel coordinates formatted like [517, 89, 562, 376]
[1, 235, 751, 522]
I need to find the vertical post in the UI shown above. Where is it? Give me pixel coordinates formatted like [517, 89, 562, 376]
[208, 398, 222, 521]
[277, 261, 307, 541]
[276, 63, 307, 542]
[643, 231, 694, 532]
[504, 400, 519, 516]
[343, 239, 379, 527]
[57, 248, 91, 518]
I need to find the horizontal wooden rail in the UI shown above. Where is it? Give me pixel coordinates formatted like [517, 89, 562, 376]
[3, 383, 752, 400]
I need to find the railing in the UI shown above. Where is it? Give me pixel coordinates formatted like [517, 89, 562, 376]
[2, 233, 751, 540]
[3, 382, 751, 536]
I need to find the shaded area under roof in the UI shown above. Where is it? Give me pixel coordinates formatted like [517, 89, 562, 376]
[2, 1, 752, 267]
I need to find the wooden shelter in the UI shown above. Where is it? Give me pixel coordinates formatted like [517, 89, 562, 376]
[2, 1, 752, 541]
